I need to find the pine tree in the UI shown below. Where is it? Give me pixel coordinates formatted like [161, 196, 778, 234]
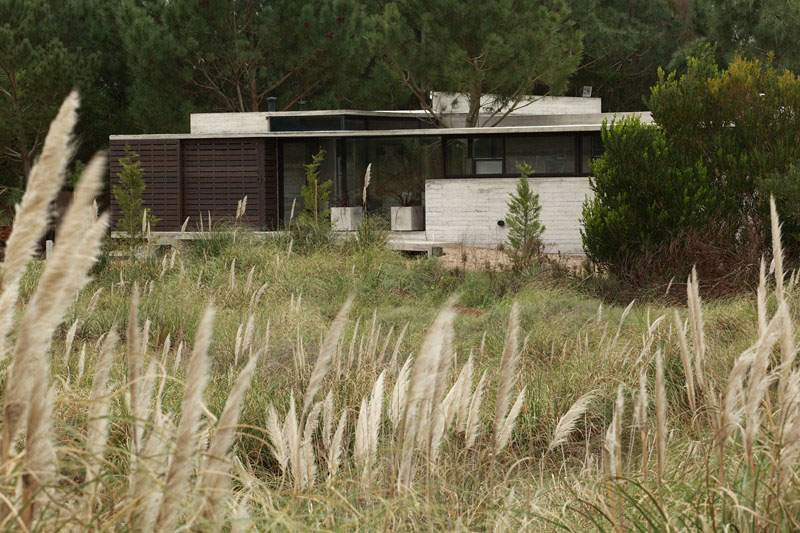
[371, 0, 582, 127]
[112, 146, 156, 252]
[506, 162, 544, 269]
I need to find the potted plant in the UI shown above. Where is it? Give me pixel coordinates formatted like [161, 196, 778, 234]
[330, 192, 362, 231]
[382, 176, 424, 232]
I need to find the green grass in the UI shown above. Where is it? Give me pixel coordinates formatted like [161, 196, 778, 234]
[8, 229, 788, 530]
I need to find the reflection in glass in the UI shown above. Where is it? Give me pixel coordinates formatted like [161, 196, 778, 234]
[340, 137, 442, 211]
[506, 136, 575, 174]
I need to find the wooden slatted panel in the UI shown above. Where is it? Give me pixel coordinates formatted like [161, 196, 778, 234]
[182, 139, 265, 228]
[264, 139, 279, 229]
[109, 139, 181, 230]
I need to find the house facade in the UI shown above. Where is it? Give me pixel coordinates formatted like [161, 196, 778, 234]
[109, 97, 651, 254]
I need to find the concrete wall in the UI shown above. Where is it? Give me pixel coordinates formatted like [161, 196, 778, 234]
[432, 93, 602, 116]
[425, 177, 592, 254]
[191, 113, 269, 134]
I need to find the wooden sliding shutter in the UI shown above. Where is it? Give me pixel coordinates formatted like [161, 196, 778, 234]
[109, 139, 182, 230]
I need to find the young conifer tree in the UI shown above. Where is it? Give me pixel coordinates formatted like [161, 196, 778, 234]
[300, 149, 331, 225]
[112, 146, 157, 252]
[505, 162, 544, 269]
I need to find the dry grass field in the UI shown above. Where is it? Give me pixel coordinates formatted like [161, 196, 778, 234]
[2, 94, 800, 531]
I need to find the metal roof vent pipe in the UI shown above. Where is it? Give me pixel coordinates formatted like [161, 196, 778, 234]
[266, 97, 277, 112]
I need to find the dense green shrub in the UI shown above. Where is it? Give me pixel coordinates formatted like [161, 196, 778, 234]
[648, 54, 800, 248]
[581, 117, 719, 270]
[583, 56, 800, 292]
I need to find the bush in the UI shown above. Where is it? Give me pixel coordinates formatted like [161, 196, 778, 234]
[648, 53, 800, 251]
[584, 55, 800, 294]
[581, 117, 720, 270]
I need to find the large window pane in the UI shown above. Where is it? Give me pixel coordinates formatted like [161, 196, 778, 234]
[581, 133, 604, 174]
[281, 140, 336, 222]
[506, 136, 575, 175]
[445, 138, 472, 175]
[343, 137, 441, 209]
[472, 137, 503, 159]
[472, 137, 504, 175]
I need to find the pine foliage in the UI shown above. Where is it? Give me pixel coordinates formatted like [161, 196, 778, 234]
[505, 162, 544, 269]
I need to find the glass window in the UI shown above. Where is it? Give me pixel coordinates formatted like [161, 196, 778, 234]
[472, 137, 504, 175]
[366, 117, 421, 130]
[581, 133, 604, 174]
[344, 117, 367, 130]
[505, 135, 576, 175]
[343, 137, 441, 209]
[281, 140, 336, 222]
[472, 137, 503, 159]
[445, 137, 506, 176]
[445, 138, 472, 175]
[271, 116, 343, 131]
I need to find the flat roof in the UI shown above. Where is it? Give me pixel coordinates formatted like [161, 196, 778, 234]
[192, 109, 430, 118]
[112, 112, 652, 140]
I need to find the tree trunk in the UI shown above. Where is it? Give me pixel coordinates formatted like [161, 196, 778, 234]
[466, 87, 483, 128]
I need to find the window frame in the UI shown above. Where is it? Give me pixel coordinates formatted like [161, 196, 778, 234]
[442, 132, 599, 178]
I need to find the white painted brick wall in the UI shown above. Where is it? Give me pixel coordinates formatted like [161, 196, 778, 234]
[425, 177, 592, 254]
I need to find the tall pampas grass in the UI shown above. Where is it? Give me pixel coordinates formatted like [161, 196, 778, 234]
[655, 349, 666, 483]
[465, 370, 488, 449]
[3, 151, 109, 470]
[82, 329, 119, 516]
[155, 305, 215, 531]
[266, 405, 289, 475]
[327, 410, 348, 480]
[718, 347, 756, 480]
[0, 92, 79, 363]
[197, 347, 261, 527]
[548, 390, 597, 452]
[390, 356, 413, 431]
[2, 114, 109, 526]
[771, 196, 784, 302]
[494, 302, 520, 442]
[743, 307, 783, 469]
[303, 295, 354, 415]
[397, 294, 457, 490]
[673, 311, 697, 414]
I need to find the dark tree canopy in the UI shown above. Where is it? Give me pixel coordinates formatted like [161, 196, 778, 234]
[371, 0, 583, 127]
[2, 0, 800, 203]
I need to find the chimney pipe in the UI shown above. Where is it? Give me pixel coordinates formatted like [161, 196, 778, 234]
[266, 97, 277, 112]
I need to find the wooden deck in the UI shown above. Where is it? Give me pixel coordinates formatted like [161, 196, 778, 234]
[111, 231, 450, 257]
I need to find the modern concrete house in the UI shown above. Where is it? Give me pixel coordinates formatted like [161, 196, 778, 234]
[109, 95, 652, 254]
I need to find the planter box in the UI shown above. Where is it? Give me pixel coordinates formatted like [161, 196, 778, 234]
[391, 206, 424, 231]
[331, 206, 363, 231]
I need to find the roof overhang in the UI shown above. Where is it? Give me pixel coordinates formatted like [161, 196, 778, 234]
[112, 112, 652, 141]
